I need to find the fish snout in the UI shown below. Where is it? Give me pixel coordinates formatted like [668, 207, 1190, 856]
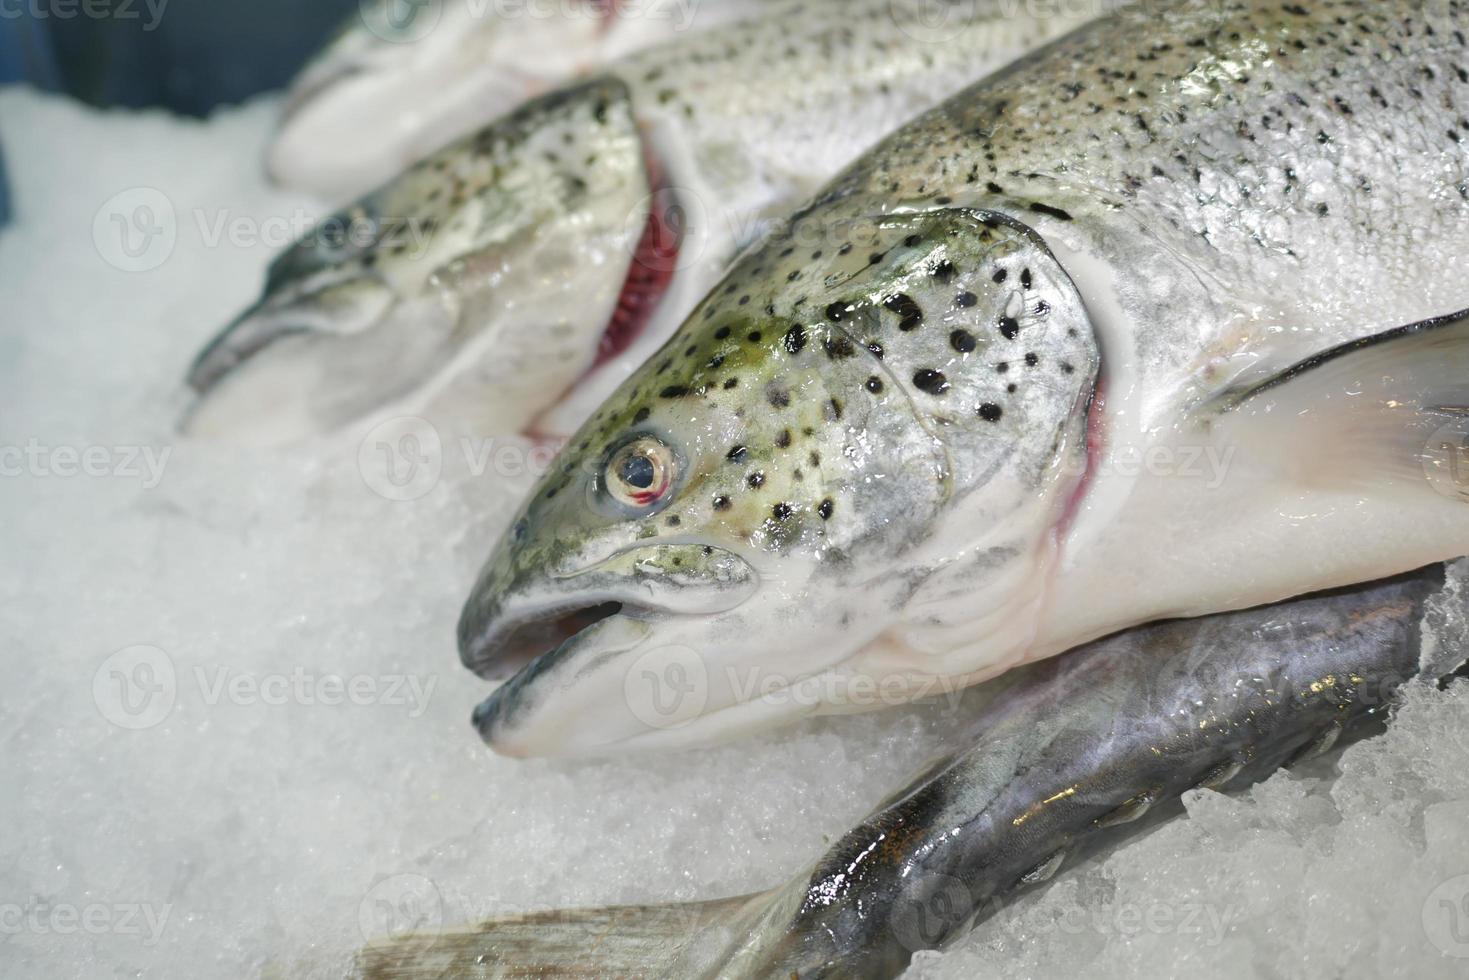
[457, 543, 759, 682]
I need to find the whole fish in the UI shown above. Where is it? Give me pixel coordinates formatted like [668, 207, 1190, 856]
[457, 0, 1469, 757]
[363, 564, 1465, 977]
[271, 0, 770, 198]
[184, 0, 1097, 444]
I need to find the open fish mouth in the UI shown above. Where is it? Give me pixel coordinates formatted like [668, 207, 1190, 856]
[458, 542, 761, 754]
[459, 599, 627, 681]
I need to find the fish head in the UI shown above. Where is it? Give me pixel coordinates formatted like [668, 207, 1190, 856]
[460, 207, 1099, 756]
[186, 77, 652, 445]
[270, 0, 610, 196]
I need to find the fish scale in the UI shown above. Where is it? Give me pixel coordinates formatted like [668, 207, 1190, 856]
[459, 0, 1469, 759]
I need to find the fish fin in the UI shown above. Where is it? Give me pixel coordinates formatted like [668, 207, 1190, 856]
[356, 893, 761, 980]
[1203, 308, 1469, 497]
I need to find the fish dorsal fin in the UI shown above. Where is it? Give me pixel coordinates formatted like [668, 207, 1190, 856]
[1199, 308, 1469, 499]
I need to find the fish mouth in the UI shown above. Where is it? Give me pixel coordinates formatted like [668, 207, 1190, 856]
[458, 543, 760, 754]
[459, 599, 629, 682]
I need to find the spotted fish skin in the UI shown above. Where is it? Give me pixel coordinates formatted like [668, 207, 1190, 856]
[272, 0, 772, 197]
[463, 0, 1469, 757]
[185, 0, 1097, 444]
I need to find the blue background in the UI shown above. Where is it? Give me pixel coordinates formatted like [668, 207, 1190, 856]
[1, 0, 360, 224]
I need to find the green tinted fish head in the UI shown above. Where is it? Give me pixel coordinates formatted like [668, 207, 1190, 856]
[460, 208, 1100, 756]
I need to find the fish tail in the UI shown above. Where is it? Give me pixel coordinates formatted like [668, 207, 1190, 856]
[356, 892, 764, 979]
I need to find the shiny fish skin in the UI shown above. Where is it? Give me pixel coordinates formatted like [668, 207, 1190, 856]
[363, 565, 1458, 978]
[184, 0, 1096, 444]
[461, 0, 1469, 757]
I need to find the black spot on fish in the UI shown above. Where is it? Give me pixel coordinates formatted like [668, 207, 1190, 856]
[956, 291, 978, 309]
[775, 429, 792, 449]
[866, 376, 885, 393]
[666, 515, 681, 527]
[884, 293, 924, 331]
[931, 259, 957, 284]
[1021, 268, 1033, 289]
[1025, 352, 1039, 367]
[867, 341, 885, 359]
[826, 398, 844, 421]
[784, 324, 808, 354]
[715, 326, 731, 340]
[979, 403, 1003, 422]
[824, 337, 856, 359]
[748, 472, 766, 489]
[818, 499, 834, 520]
[727, 445, 748, 463]
[772, 502, 793, 521]
[713, 495, 731, 511]
[748, 331, 763, 343]
[913, 370, 949, 395]
[724, 378, 739, 390]
[1029, 202, 1074, 221]
[826, 301, 852, 322]
[999, 317, 1020, 340]
[660, 385, 689, 399]
[633, 407, 650, 424]
[767, 383, 791, 408]
[950, 330, 977, 353]
[992, 268, 1008, 284]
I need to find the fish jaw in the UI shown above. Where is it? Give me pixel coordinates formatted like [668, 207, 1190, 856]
[185, 78, 652, 445]
[271, 0, 612, 198]
[459, 208, 1099, 755]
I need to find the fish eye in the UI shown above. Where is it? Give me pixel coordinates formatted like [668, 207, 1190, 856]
[604, 436, 676, 510]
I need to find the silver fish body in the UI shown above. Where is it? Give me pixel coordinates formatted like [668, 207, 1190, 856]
[366, 564, 1463, 977]
[460, 0, 1469, 756]
[185, 0, 1097, 444]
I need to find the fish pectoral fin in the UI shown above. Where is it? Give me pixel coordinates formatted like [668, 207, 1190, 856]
[1204, 307, 1469, 498]
[355, 892, 764, 980]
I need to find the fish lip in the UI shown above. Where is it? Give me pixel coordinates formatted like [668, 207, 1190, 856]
[457, 543, 757, 681]
[457, 598, 632, 682]
[185, 307, 309, 397]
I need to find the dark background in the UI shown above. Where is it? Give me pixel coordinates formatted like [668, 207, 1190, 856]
[1, 0, 360, 224]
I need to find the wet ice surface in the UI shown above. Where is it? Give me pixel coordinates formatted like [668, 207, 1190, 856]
[1, 89, 1467, 979]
